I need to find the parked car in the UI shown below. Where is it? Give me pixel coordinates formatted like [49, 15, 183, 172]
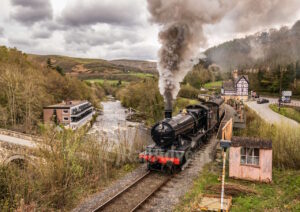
[257, 98, 269, 104]
[281, 96, 291, 103]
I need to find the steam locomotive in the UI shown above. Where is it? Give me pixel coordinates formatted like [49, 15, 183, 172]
[139, 98, 225, 173]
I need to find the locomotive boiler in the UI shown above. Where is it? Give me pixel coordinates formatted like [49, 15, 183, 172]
[139, 97, 225, 173]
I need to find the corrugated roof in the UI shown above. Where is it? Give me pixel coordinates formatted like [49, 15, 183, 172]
[231, 136, 272, 149]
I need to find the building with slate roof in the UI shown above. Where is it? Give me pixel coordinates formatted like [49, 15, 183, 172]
[221, 70, 249, 101]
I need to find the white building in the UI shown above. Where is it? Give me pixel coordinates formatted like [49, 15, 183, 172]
[221, 70, 249, 101]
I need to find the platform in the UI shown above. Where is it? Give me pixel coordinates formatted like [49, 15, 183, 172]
[198, 194, 232, 211]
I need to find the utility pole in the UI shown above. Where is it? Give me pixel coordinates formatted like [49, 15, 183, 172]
[279, 66, 284, 112]
[220, 140, 231, 212]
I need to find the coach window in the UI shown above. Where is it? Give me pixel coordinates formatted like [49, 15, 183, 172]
[240, 147, 259, 166]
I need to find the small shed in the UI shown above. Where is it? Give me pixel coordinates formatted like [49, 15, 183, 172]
[229, 136, 272, 182]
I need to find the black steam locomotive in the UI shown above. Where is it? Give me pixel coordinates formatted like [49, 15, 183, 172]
[139, 98, 225, 173]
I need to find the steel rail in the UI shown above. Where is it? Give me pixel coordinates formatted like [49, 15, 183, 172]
[93, 171, 151, 212]
[130, 176, 171, 212]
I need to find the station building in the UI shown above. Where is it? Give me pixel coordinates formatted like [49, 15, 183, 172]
[221, 70, 249, 102]
[229, 136, 272, 183]
[43, 100, 94, 130]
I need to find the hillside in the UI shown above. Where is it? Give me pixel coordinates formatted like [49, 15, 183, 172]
[205, 20, 300, 71]
[0, 46, 104, 133]
[29, 54, 158, 81]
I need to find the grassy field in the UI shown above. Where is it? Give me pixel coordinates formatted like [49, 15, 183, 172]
[176, 163, 300, 212]
[269, 104, 300, 123]
[203, 81, 222, 89]
[86, 79, 122, 85]
[85, 72, 153, 85]
[127, 72, 154, 78]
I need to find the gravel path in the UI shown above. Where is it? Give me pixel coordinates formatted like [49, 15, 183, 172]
[0, 134, 36, 148]
[244, 100, 299, 127]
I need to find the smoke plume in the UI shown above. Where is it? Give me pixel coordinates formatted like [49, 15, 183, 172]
[147, 0, 300, 108]
[147, 0, 235, 109]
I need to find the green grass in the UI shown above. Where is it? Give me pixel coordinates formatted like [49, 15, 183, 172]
[176, 163, 300, 212]
[269, 104, 300, 123]
[127, 72, 154, 78]
[203, 81, 222, 89]
[85, 79, 129, 85]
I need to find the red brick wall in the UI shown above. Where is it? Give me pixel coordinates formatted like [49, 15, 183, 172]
[43, 109, 54, 123]
[43, 108, 70, 125]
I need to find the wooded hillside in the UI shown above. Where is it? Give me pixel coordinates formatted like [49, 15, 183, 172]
[205, 20, 300, 96]
[0, 46, 104, 133]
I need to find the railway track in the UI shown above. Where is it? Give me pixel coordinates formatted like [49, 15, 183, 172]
[93, 171, 171, 212]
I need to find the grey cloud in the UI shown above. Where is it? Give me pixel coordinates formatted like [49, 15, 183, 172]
[31, 30, 52, 39]
[227, 0, 300, 33]
[60, 0, 144, 27]
[0, 27, 4, 36]
[64, 26, 143, 47]
[9, 37, 38, 47]
[10, 0, 53, 25]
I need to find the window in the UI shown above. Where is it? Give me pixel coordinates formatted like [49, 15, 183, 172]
[63, 117, 69, 121]
[63, 109, 69, 114]
[241, 148, 259, 166]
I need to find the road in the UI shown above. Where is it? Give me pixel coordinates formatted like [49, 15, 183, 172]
[245, 98, 299, 127]
[0, 134, 36, 148]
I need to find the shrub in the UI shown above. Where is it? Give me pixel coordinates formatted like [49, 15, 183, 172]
[117, 79, 164, 125]
[178, 84, 199, 99]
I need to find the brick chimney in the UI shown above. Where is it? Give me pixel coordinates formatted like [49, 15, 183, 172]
[232, 70, 238, 79]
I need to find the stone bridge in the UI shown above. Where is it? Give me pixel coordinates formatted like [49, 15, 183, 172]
[0, 129, 41, 166]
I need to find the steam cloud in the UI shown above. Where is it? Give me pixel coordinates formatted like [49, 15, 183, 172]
[147, 0, 300, 109]
[147, 0, 234, 109]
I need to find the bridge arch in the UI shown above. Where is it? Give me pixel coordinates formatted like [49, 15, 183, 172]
[3, 154, 34, 168]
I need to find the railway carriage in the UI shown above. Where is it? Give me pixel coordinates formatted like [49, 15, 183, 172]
[139, 97, 225, 173]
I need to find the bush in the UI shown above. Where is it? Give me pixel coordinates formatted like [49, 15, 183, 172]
[178, 84, 199, 99]
[117, 79, 164, 125]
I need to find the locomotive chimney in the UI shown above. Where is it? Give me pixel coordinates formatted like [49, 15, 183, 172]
[165, 109, 172, 119]
[164, 90, 173, 119]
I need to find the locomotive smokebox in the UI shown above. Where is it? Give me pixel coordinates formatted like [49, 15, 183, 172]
[165, 109, 172, 119]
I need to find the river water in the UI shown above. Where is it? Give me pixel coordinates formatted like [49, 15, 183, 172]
[88, 96, 152, 147]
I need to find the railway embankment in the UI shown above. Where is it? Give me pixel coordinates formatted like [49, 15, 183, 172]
[176, 103, 300, 211]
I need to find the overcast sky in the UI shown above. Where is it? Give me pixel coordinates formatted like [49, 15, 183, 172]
[0, 0, 300, 61]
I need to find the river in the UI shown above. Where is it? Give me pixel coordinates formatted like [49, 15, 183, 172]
[88, 96, 152, 147]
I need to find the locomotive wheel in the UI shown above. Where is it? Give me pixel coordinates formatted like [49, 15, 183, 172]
[166, 161, 174, 174]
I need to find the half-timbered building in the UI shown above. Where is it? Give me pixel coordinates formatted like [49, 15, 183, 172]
[221, 70, 249, 101]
